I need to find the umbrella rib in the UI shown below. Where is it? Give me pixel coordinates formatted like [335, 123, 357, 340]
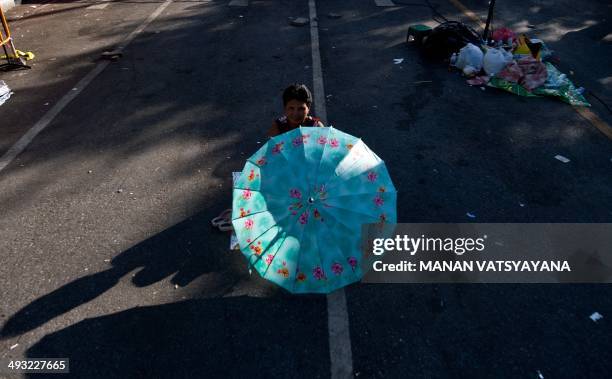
[316, 219, 362, 287]
[297, 126, 315, 193]
[323, 160, 395, 197]
[231, 201, 290, 221]
[290, 219, 321, 293]
[322, 139, 392, 193]
[318, 137, 363, 192]
[273, 128, 313, 195]
[309, 126, 334, 195]
[317, 206, 377, 239]
[323, 187, 397, 201]
[318, 203, 384, 220]
[259, 231, 289, 278]
[234, 205, 295, 248]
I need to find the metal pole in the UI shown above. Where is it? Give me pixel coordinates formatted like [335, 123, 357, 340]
[483, 0, 497, 42]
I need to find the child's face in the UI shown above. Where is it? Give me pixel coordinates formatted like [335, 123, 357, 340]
[284, 99, 310, 124]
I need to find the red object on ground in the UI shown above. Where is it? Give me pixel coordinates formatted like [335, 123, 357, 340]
[496, 57, 547, 91]
[491, 27, 516, 43]
[517, 57, 547, 90]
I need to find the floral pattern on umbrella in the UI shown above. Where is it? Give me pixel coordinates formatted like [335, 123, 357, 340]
[232, 127, 396, 294]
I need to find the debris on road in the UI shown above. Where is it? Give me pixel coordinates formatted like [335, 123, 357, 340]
[467, 76, 489, 86]
[466, 212, 476, 218]
[116, 189, 124, 193]
[450, 43, 483, 76]
[554, 155, 570, 163]
[537, 370, 544, 379]
[9, 343, 19, 350]
[393, 58, 404, 64]
[100, 50, 123, 61]
[483, 47, 513, 76]
[289, 17, 309, 27]
[409, 21, 590, 106]
[590, 312, 603, 322]
[0, 81, 13, 107]
[328, 13, 342, 19]
[230, 232, 240, 250]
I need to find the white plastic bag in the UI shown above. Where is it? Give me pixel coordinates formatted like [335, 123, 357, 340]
[452, 43, 484, 76]
[0, 80, 13, 107]
[483, 47, 513, 76]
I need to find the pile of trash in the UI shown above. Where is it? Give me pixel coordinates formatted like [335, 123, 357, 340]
[0, 80, 13, 107]
[416, 23, 590, 106]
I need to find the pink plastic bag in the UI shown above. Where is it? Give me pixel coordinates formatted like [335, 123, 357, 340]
[497, 61, 523, 83]
[517, 57, 547, 91]
[495, 57, 547, 91]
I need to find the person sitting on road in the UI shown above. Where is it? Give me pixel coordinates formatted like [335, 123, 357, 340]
[213, 84, 325, 232]
[268, 83, 324, 137]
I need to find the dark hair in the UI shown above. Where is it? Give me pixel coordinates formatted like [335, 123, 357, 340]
[282, 84, 313, 107]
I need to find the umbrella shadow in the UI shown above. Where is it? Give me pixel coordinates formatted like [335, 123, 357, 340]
[0, 207, 246, 339]
[24, 296, 330, 378]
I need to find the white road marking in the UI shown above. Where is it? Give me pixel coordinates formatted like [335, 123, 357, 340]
[308, 0, 327, 123]
[228, 0, 248, 6]
[308, 2, 353, 377]
[87, 1, 110, 10]
[326, 289, 354, 378]
[375, 0, 395, 7]
[0, 0, 174, 174]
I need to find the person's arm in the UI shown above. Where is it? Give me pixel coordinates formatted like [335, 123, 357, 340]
[268, 120, 280, 138]
[315, 120, 325, 127]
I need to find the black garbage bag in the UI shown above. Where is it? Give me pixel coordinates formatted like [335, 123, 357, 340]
[421, 21, 481, 61]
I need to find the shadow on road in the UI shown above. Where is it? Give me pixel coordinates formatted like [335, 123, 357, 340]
[25, 295, 329, 378]
[0, 208, 255, 338]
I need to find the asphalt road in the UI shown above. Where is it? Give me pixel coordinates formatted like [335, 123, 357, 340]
[0, 0, 611, 378]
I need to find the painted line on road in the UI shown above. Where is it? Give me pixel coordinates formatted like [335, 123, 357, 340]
[326, 289, 354, 378]
[308, 2, 353, 378]
[87, 2, 110, 10]
[228, 0, 248, 7]
[575, 107, 612, 140]
[375, 0, 396, 7]
[448, 0, 612, 141]
[0, 0, 174, 174]
[308, 0, 327, 124]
